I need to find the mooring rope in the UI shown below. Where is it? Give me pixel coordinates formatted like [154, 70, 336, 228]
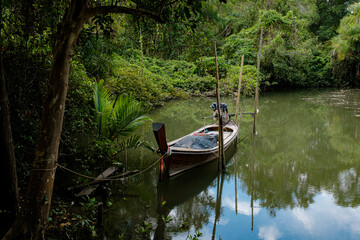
[111, 158, 160, 180]
[156, 146, 172, 181]
[31, 166, 58, 171]
[57, 155, 165, 182]
[57, 164, 97, 180]
[45, 134, 247, 182]
[238, 133, 251, 143]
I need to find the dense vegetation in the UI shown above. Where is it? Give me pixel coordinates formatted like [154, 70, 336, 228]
[1, 0, 360, 239]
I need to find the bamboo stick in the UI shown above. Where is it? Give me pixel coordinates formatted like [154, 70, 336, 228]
[212, 173, 225, 240]
[251, 134, 256, 231]
[213, 40, 225, 171]
[234, 155, 238, 215]
[235, 54, 244, 126]
[238, 109, 243, 134]
[253, 27, 263, 134]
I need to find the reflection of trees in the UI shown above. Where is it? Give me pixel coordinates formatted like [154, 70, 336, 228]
[103, 91, 360, 238]
[103, 162, 219, 239]
[235, 91, 360, 215]
[326, 110, 360, 207]
[102, 97, 241, 239]
[171, 190, 215, 230]
[333, 169, 359, 207]
[102, 171, 159, 239]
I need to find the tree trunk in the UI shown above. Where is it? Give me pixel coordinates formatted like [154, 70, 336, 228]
[2, 0, 89, 239]
[2, 0, 161, 238]
[0, 31, 20, 232]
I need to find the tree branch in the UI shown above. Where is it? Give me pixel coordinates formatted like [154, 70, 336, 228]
[87, 6, 163, 23]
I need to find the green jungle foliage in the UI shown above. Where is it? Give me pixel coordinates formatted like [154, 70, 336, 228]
[2, 0, 359, 191]
[2, 0, 360, 238]
[332, 2, 360, 87]
[93, 80, 151, 142]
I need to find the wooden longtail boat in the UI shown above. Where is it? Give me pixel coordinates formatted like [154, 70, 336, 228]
[153, 119, 238, 177]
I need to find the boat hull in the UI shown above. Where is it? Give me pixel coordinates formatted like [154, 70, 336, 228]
[164, 120, 238, 177]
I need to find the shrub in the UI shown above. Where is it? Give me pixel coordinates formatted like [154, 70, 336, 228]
[225, 65, 259, 96]
[195, 56, 228, 78]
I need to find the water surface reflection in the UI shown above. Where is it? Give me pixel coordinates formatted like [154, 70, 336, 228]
[104, 89, 360, 240]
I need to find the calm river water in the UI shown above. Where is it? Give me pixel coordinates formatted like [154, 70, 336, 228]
[104, 89, 360, 240]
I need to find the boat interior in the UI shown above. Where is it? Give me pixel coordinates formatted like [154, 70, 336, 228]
[170, 124, 235, 150]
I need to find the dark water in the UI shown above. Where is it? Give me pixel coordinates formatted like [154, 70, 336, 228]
[104, 89, 360, 240]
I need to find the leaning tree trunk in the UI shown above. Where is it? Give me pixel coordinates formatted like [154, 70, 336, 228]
[2, 0, 162, 238]
[2, 0, 89, 239]
[0, 32, 20, 229]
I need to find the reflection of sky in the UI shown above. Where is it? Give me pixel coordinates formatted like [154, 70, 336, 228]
[223, 196, 261, 216]
[172, 179, 360, 240]
[290, 191, 360, 238]
[258, 225, 282, 240]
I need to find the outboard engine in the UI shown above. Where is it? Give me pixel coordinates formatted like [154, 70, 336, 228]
[210, 102, 229, 123]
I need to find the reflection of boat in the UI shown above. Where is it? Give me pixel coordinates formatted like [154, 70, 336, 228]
[157, 143, 236, 209]
[157, 160, 219, 209]
[154, 160, 220, 240]
[153, 120, 238, 177]
[154, 148, 235, 240]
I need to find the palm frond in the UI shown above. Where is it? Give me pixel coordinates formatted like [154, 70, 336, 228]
[93, 80, 112, 137]
[108, 95, 151, 138]
[93, 82, 151, 141]
[117, 135, 155, 152]
[116, 115, 152, 137]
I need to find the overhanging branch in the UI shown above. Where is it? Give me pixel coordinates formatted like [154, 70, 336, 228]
[87, 6, 163, 23]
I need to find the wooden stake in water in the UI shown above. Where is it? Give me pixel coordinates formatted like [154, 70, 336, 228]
[235, 54, 245, 127]
[212, 173, 225, 240]
[234, 155, 238, 215]
[253, 27, 263, 134]
[213, 40, 225, 171]
[251, 134, 256, 231]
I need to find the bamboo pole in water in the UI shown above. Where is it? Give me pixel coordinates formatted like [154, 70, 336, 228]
[211, 174, 220, 240]
[251, 134, 256, 231]
[253, 27, 263, 134]
[235, 54, 244, 127]
[212, 173, 225, 240]
[213, 40, 225, 171]
[234, 155, 238, 215]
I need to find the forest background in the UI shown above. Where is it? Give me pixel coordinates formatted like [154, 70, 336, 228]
[1, 0, 360, 239]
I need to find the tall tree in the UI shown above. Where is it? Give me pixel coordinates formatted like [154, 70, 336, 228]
[332, 2, 360, 87]
[310, 0, 357, 42]
[2, 0, 224, 239]
[0, 13, 20, 230]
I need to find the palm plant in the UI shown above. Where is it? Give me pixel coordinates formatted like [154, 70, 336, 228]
[332, 3, 360, 60]
[93, 80, 152, 151]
